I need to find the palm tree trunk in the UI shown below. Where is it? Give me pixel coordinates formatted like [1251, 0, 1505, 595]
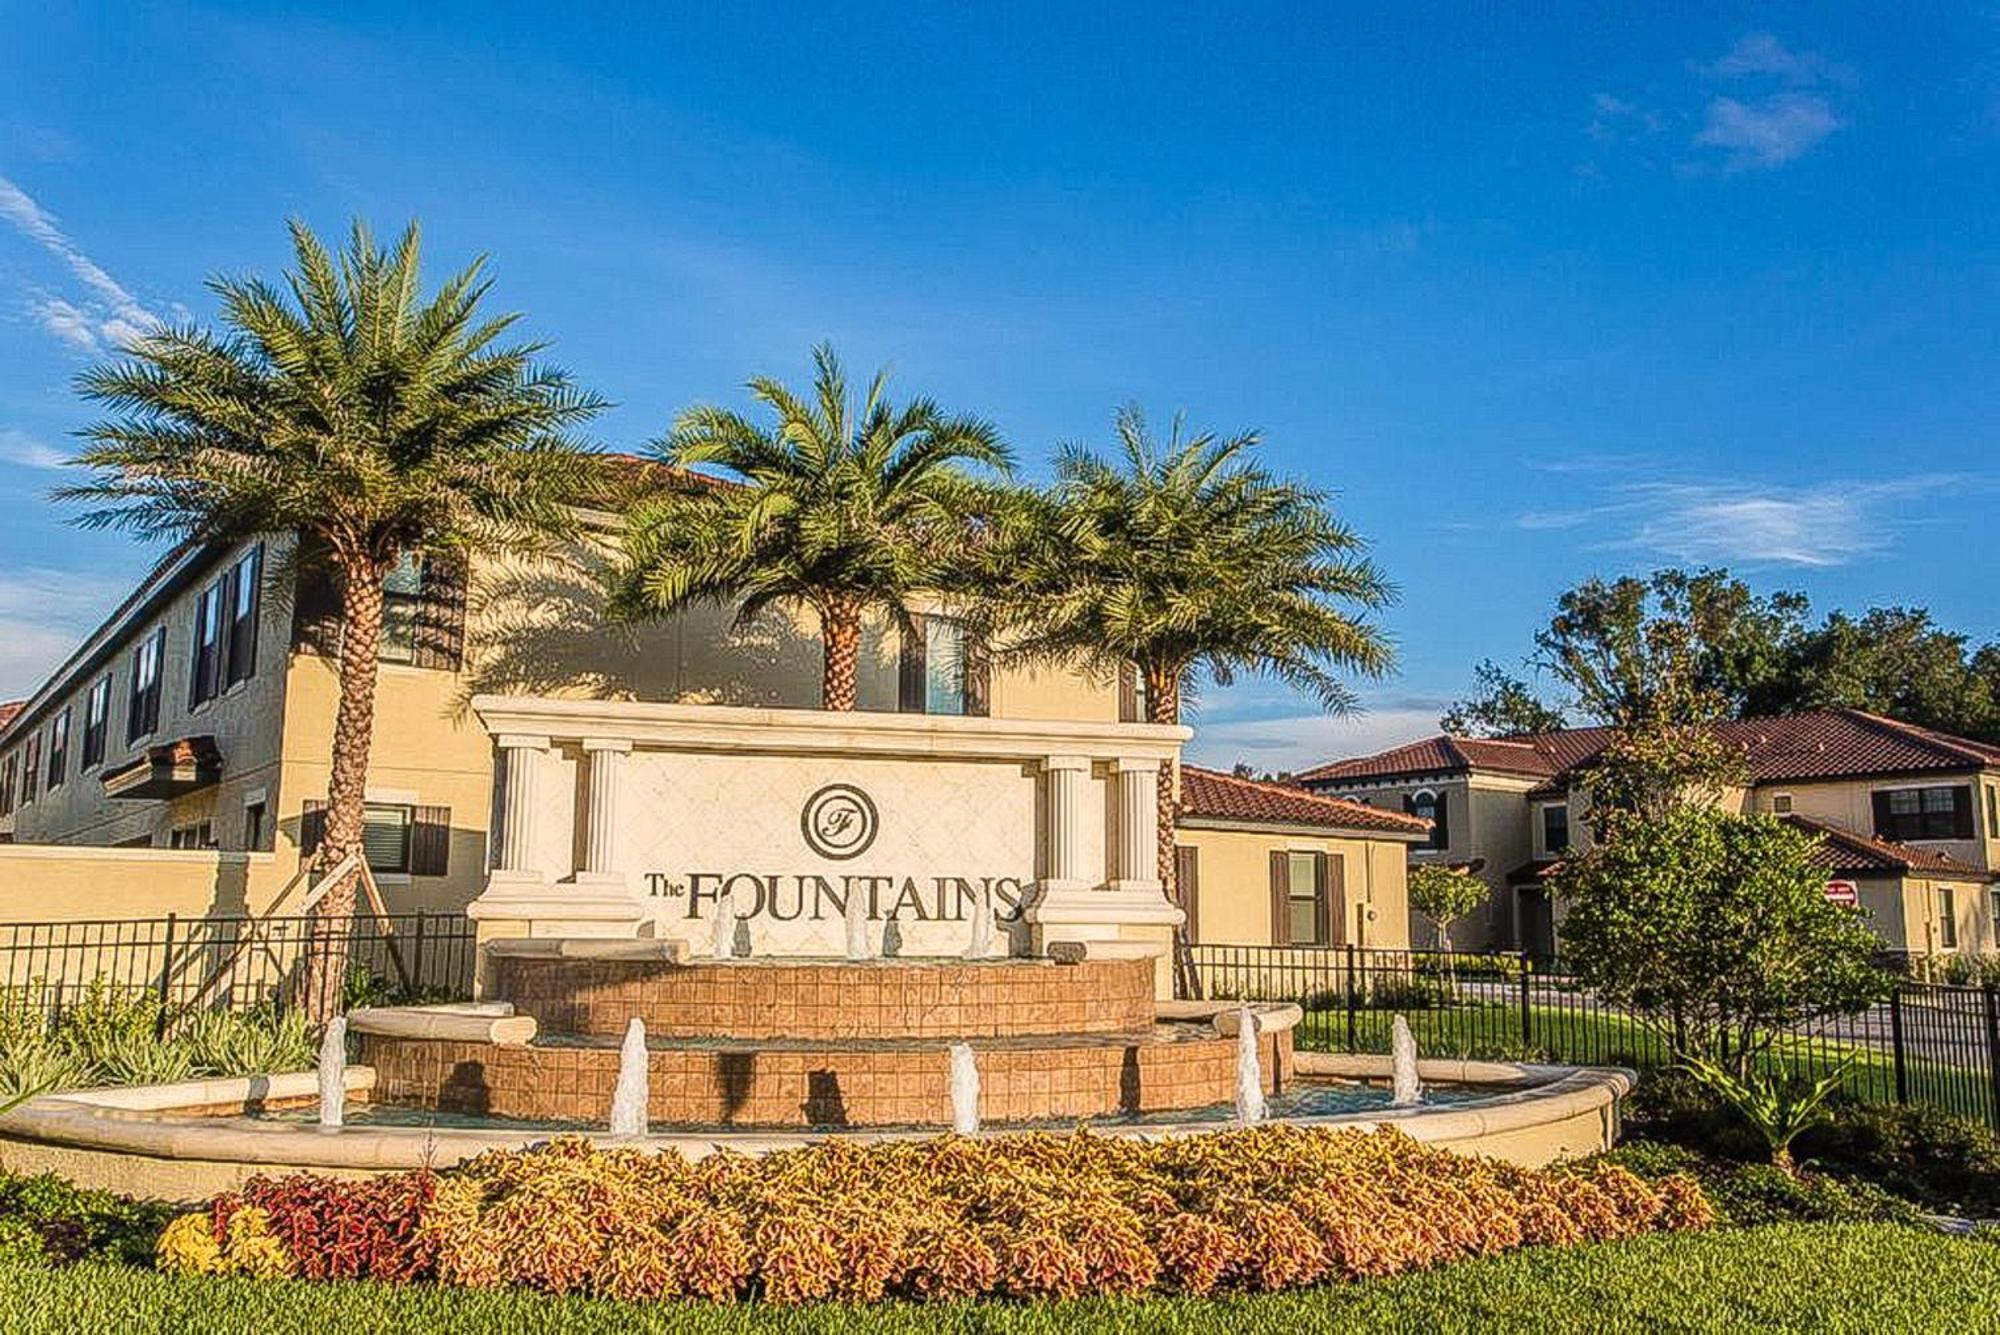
[821, 597, 862, 711]
[1144, 664, 1198, 998]
[302, 556, 387, 1021]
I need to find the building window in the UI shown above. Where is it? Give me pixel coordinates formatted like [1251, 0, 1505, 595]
[0, 753, 15, 815]
[1285, 850, 1322, 945]
[81, 676, 111, 770]
[169, 821, 214, 850]
[1873, 785, 1975, 842]
[361, 803, 415, 873]
[898, 613, 988, 716]
[225, 545, 261, 687]
[46, 708, 69, 791]
[1988, 785, 1999, 839]
[20, 733, 40, 804]
[1772, 793, 1794, 815]
[189, 577, 224, 706]
[1939, 887, 1959, 950]
[378, 556, 424, 664]
[1541, 803, 1570, 855]
[127, 626, 165, 743]
[243, 800, 268, 852]
[1406, 788, 1449, 851]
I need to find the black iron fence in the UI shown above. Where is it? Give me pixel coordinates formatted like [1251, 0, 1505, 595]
[1184, 943, 2000, 1129]
[0, 912, 478, 1031]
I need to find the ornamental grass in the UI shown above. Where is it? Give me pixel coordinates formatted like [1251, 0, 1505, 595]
[157, 1126, 1711, 1304]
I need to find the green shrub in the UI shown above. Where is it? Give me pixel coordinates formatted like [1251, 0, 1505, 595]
[0, 1171, 174, 1268]
[0, 1034, 88, 1102]
[177, 1009, 316, 1078]
[1590, 1141, 1920, 1228]
[1795, 1100, 2000, 1217]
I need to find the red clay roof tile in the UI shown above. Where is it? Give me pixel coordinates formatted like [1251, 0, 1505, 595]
[1177, 765, 1432, 835]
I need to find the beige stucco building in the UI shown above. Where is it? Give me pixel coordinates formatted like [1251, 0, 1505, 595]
[1299, 711, 2000, 962]
[0, 520, 1422, 990]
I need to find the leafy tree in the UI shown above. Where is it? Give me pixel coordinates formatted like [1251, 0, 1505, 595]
[994, 406, 1393, 910]
[64, 220, 602, 1016]
[1439, 660, 1568, 736]
[1772, 607, 1999, 741]
[1553, 806, 1887, 1074]
[1406, 863, 1488, 953]
[605, 343, 1010, 710]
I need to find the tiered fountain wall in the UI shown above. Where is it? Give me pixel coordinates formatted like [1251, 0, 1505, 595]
[359, 941, 1294, 1128]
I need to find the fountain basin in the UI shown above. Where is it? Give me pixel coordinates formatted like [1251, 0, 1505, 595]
[0, 1058, 1634, 1201]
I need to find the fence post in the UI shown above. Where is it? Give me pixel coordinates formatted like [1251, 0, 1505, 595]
[412, 912, 427, 995]
[1889, 986, 1908, 1105]
[1519, 950, 1532, 1050]
[1344, 943, 1358, 1052]
[1983, 984, 2000, 1130]
[154, 912, 177, 1039]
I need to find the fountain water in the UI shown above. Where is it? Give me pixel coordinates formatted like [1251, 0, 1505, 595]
[316, 1017, 348, 1129]
[609, 1017, 650, 1137]
[712, 884, 737, 962]
[1389, 1015, 1423, 1107]
[844, 881, 872, 961]
[948, 1042, 980, 1134]
[1234, 1005, 1266, 1126]
[962, 879, 992, 960]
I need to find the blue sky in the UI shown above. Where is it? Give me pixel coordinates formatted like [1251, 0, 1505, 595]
[1, 4, 1996, 770]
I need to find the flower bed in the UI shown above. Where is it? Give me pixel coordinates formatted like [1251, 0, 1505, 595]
[157, 1126, 1711, 1303]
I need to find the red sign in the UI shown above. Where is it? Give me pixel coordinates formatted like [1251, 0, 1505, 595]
[1824, 880, 1859, 908]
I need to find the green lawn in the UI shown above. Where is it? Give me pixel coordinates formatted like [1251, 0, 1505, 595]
[0, 1224, 1991, 1332]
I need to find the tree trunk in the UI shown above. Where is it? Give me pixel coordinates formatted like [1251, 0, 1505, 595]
[1144, 664, 1197, 997]
[301, 556, 387, 1022]
[821, 598, 862, 711]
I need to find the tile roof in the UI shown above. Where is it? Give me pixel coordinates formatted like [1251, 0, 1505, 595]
[1176, 765, 1432, 836]
[1783, 814, 1993, 880]
[1300, 709, 2000, 790]
[0, 701, 20, 732]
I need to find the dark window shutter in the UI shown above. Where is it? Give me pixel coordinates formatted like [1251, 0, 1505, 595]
[1320, 853, 1347, 947]
[1269, 849, 1290, 946]
[413, 558, 468, 671]
[1871, 791, 1894, 839]
[1431, 792, 1449, 850]
[292, 568, 343, 657]
[1119, 663, 1140, 723]
[410, 805, 451, 876]
[898, 613, 928, 713]
[299, 800, 327, 857]
[963, 633, 990, 717]
[1175, 844, 1201, 944]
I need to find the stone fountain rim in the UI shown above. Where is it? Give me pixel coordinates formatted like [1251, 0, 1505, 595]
[0, 1058, 1631, 1177]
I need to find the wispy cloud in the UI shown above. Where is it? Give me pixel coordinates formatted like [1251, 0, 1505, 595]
[0, 173, 163, 351]
[0, 428, 69, 470]
[0, 568, 129, 699]
[1518, 475, 1964, 568]
[1695, 92, 1841, 172]
[1587, 33, 1851, 175]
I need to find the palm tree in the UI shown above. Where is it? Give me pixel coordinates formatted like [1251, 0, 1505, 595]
[996, 407, 1394, 944]
[606, 343, 1011, 709]
[63, 220, 602, 1017]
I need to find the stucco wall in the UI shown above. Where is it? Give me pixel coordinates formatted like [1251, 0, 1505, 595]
[1754, 773, 1994, 873]
[1172, 825, 1411, 951]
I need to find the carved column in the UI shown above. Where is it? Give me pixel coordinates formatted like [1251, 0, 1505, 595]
[1114, 757, 1160, 887]
[494, 734, 549, 880]
[1043, 755, 1091, 887]
[578, 738, 631, 885]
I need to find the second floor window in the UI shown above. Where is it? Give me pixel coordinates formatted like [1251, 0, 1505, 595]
[190, 578, 225, 706]
[128, 626, 165, 743]
[81, 676, 111, 769]
[46, 708, 69, 790]
[1406, 788, 1449, 851]
[898, 613, 989, 716]
[0, 753, 16, 814]
[378, 556, 424, 664]
[1874, 785, 1974, 842]
[190, 545, 263, 707]
[21, 733, 40, 803]
[1541, 803, 1570, 855]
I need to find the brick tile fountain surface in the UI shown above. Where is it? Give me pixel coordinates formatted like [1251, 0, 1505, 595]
[359, 947, 1294, 1129]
